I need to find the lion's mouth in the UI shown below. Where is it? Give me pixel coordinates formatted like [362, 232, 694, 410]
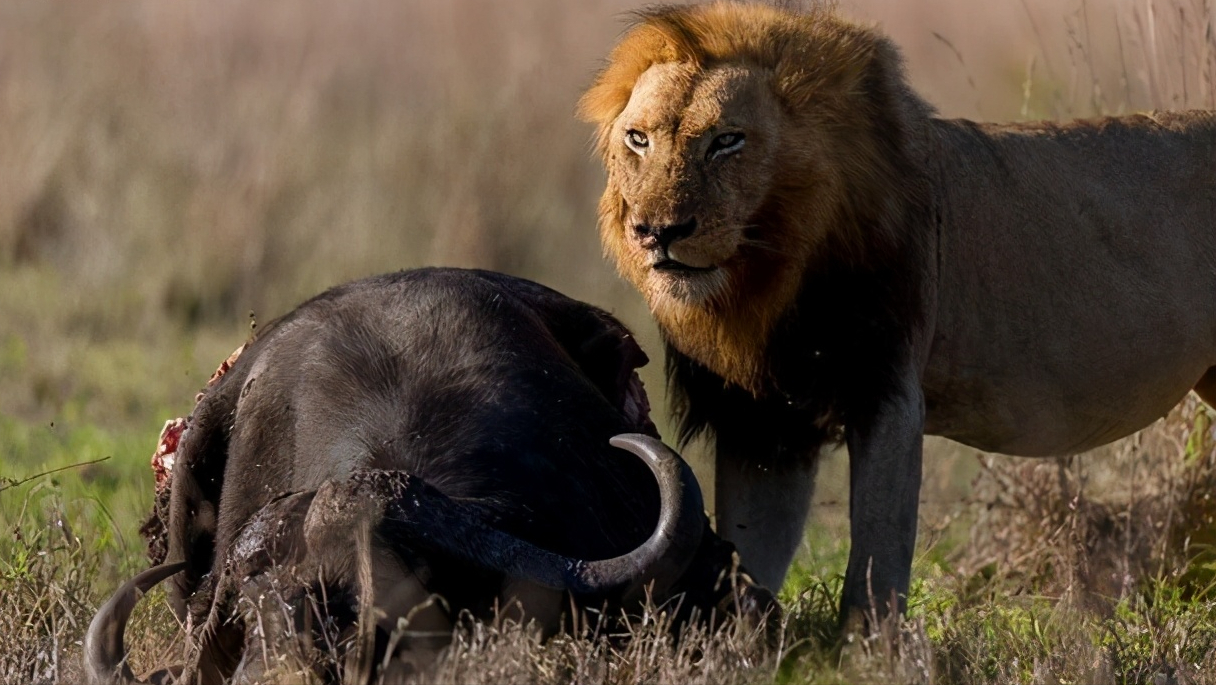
[653, 258, 718, 275]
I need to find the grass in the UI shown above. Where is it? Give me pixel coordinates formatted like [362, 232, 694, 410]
[3, 0, 1216, 682]
[6, 391, 1216, 684]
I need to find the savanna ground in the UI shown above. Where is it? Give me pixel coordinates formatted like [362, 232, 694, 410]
[3, 0, 1216, 682]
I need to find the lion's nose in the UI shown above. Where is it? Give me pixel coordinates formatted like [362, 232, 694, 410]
[633, 218, 697, 251]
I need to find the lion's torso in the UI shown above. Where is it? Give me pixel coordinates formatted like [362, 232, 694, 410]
[922, 111, 1216, 454]
[667, 110, 1216, 458]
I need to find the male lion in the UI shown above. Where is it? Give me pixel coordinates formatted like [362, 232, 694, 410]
[578, 1, 1216, 620]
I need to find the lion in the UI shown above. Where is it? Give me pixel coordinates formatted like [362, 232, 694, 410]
[578, 1, 1216, 620]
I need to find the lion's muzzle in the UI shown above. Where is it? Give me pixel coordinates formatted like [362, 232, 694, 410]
[631, 216, 697, 252]
[632, 216, 720, 273]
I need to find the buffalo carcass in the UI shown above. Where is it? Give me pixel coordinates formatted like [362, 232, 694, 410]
[86, 268, 774, 684]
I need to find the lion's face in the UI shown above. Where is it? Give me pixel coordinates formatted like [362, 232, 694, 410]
[602, 62, 783, 305]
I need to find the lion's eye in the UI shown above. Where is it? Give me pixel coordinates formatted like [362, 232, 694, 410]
[708, 132, 745, 159]
[625, 129, 649, 154]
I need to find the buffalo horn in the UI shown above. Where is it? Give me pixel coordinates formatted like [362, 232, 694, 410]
[84, 561, 186, 685]
[375, 433, 704, 599]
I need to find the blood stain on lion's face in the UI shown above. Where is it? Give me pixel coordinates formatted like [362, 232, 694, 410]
[607, 61, 781, 307]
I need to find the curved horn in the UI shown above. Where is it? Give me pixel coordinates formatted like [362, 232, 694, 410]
[84, 561, 186, 685]
[369, 433, 705, 599]
[595, 433, 705, 598]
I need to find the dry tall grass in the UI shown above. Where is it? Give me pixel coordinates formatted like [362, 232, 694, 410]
[3, 0, 1216, 683]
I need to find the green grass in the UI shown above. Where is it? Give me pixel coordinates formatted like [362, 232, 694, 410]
[1, 414, 153, 567]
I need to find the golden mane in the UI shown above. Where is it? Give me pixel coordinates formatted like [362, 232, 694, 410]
[578, 2, 933, 394]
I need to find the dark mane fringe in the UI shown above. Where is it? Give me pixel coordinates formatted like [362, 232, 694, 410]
[665, 228, 927, 458]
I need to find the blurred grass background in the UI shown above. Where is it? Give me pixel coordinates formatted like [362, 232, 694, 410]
[2, 0, 1216, 682]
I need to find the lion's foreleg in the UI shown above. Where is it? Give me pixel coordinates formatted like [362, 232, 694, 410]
[714, 437, 818, 593]
[841, 369, 924, 622]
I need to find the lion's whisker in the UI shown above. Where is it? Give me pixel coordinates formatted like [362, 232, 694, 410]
[736, 237, 783, 255]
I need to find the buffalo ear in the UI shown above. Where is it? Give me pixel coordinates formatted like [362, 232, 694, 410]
[529, 298, 653, 428]
[570, 314, 650, 411]
[479, 272, 656, 430]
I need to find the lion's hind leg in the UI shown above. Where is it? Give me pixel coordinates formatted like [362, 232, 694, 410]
[1193, 367, 1216, 407]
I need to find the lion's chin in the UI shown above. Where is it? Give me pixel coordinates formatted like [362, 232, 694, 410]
[646, 265, 727, 307]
